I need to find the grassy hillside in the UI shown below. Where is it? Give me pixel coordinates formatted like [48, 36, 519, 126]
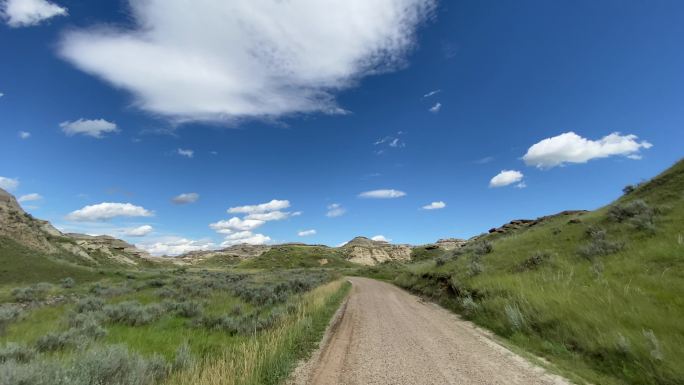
[389, 159, 684, 385]
[238, 245, 355, 269]
[0, 236, 101, 285]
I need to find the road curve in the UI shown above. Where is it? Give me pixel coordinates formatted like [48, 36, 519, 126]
[290, 277, 572, 385]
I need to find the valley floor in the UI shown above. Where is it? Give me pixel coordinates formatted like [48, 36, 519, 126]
[291, 277, 571, 385]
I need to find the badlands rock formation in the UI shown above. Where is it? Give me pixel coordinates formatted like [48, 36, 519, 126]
[178, 244, 272, 264]
[0, 187, 152, 266]
[340, 236, 412, 265]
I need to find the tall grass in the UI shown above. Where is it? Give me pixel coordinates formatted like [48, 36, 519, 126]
[168, 279, 350, 385]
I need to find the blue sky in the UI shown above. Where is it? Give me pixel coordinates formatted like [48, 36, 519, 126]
[1, 0, 683, 255]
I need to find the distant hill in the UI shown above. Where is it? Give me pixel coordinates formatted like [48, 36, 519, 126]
[0, 187, 160, 282]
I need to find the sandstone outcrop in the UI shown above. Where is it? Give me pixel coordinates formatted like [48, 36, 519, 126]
[339, 236, 412, 265]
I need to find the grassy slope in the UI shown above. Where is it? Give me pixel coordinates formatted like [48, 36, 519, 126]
[392, 159, 684, 385]
[0, 236, 101, 285]
[239, 245, 355, 269]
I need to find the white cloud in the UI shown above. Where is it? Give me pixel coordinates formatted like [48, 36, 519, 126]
[297, 229, 316, 237]
[177, 148, 194, 158]
[58, 0, 435, 123]
[123, 225, 153, 237]
[209, 217, 265, 234]
[429, 102, 441, 113]
[0, 176, 19, 191]
[244, 210, 293, 221]
[474, 156, 494, 164]
[1, 0, 67, 27]
[423, 89, 440, 98]
[228, 199, 290, 214]
[326, 203, 346, 218]
[371, 235, 391, 242]
[60, 118, 118, 138]
[137, 236, 216, 256]
[66, 202, 154, 221]
[221, 231, 271, 247]
[422, 201, 445, 210]
[358, 189, 406, 199]
[18, 193, 43, 202]
[171, 192, 199, 204]
[489, 170, 524, 188]
[18, 131, 30, 139]
[374, 132, 405, 154]
[522, 132, 653, 169]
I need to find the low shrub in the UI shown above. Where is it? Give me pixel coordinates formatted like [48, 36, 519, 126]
[468, 255, 484, 277]
[11, 283, 52, 303]
[104, 301, 165, 326]
[35, 315, 106, 353]
[0, 305, 22, 334]
[0, 344, 171, 385]
[471, 240, 493, 256]
[515, 251, 551, 272]
[578, 226, 624, 260]
[163, 301, 203, 318]
[74, 297, 105, 313]
[608, 199, 654, 222]
[0, 343, 35, 363]
[60, 277, 76, 289]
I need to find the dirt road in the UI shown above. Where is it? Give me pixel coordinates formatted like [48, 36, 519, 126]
[290, 277, 572, 385]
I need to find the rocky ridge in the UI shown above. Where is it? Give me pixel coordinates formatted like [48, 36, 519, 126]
[0, 187, 153, 266]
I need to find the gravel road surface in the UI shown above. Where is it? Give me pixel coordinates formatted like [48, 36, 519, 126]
[290, 277, 572, 385]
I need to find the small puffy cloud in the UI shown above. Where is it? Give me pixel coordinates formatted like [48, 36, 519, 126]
[18, 131, 31, 139]
[209, 217, 265, 234]
[123, 225, 153, 237]
[171, 192, 199, 205]
[371, 235, 391, 242]
[297, 229, 316, 237]
[228, 199, 290, 214]
[489, 170, 524, 188]
[423, 89, 440, 98]
[429, 102, 441, 113]
[66, 202, 154, 221]
[523, 132, 653, 169]
[422, 201, 445, 210]
[0, 176, 19, 191]
[2, 0, 67, 28]
[221, 231, 271, 247]
[326, 203, 346, 218]
[137, 237, 215, 256]
[58, 0, 435, 122]
[60, 118, 118, 138]
[177, 148, 194, 158]
[18, 193, 43, 202]
[358, 189, 406, 199]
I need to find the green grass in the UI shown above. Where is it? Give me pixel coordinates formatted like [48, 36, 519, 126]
[238, 245, 354, 269]
[387, 158, 684, 385]
[0, 268, 346, 385]
[0, 236, 101, 285]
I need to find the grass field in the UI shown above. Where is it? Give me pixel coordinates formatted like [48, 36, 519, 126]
[382, 159, 684, 385]
[0, 267, 349, 385]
